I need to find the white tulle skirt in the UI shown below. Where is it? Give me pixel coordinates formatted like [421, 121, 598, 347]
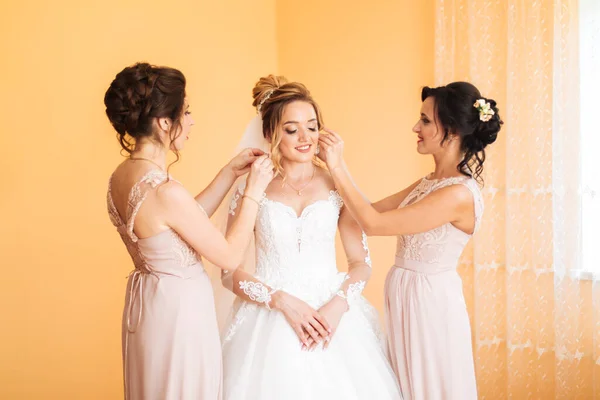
[221, 271, 402, 400]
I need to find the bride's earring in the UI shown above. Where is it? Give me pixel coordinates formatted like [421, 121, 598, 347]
[315, 143, 320, 155]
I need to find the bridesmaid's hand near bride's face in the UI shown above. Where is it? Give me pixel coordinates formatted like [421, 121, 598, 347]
[245, 155, 275, 199]
[227, 148, 266, 177]
[318, 128, 345, 171]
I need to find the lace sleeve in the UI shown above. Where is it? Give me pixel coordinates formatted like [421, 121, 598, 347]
[335, 206, 372, 308]
[222, 267, 278, 309]
[228, 180, 246, 216]
[221, 181, 276, 308]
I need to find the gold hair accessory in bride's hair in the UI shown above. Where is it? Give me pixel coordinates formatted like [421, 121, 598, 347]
[257, 89, 276, 114]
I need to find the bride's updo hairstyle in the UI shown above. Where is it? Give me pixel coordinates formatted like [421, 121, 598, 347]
[252, 75, 324, 177]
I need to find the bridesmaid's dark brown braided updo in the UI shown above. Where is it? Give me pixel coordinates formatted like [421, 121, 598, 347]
[104, 62, 186, 155]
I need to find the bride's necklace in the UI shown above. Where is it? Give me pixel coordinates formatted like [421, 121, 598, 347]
[285, 167, 316, 196]
[128, 156, 165, 171]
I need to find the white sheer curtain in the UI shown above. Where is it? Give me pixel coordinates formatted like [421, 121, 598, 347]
[434, 0, 598, 397]
[579, 0, 600, 278]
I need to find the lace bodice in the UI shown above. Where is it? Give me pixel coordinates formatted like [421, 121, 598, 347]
[223, 182, 378, 344]
[107, 169, 203, 272]
[230, 182, 347, 289]
[256, 192, 342, 277]
[395, 176, 484, 268]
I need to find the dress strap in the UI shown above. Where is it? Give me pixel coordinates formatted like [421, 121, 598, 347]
[125, 169, 169, 242]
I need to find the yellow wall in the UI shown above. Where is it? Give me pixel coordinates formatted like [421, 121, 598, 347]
[0, 0, 432, 398]
[276, 0, 434, 312]
[0, 0, 278, 398]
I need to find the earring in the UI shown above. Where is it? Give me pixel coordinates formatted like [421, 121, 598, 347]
[315, 143, 320, 155]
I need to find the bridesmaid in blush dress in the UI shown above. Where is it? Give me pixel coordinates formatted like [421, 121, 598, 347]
[104, 62, 274, 400]
[318, 82, 503, 400]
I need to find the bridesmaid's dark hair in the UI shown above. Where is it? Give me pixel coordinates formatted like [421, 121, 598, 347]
[104, 62, 186, 162]
[421, 82, 503, 184]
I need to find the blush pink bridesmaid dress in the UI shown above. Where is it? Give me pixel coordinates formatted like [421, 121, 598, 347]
[385, 175, 483, 400]
[107, 169, 222, 400]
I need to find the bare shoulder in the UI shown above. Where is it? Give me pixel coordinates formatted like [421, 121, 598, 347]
[109, 162, 165, 208]
[110, 162, 145, 188]
[430, 183, 474, 210]
[154, 179, 195, 209]
[317, 165, 337, 191]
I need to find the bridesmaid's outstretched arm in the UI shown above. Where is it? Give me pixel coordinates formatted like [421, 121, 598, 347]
[371, 180, 422, 212]
[194, 148, 265, 216]
[319, 129, 473, 237]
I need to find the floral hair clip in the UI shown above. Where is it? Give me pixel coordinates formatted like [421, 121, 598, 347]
[473, 99, 495, 122]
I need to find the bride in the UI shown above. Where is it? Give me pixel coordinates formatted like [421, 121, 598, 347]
[219, 75, 402, 399]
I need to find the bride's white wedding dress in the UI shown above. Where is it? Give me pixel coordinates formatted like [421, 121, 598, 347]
[221, 183, 402, 400]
